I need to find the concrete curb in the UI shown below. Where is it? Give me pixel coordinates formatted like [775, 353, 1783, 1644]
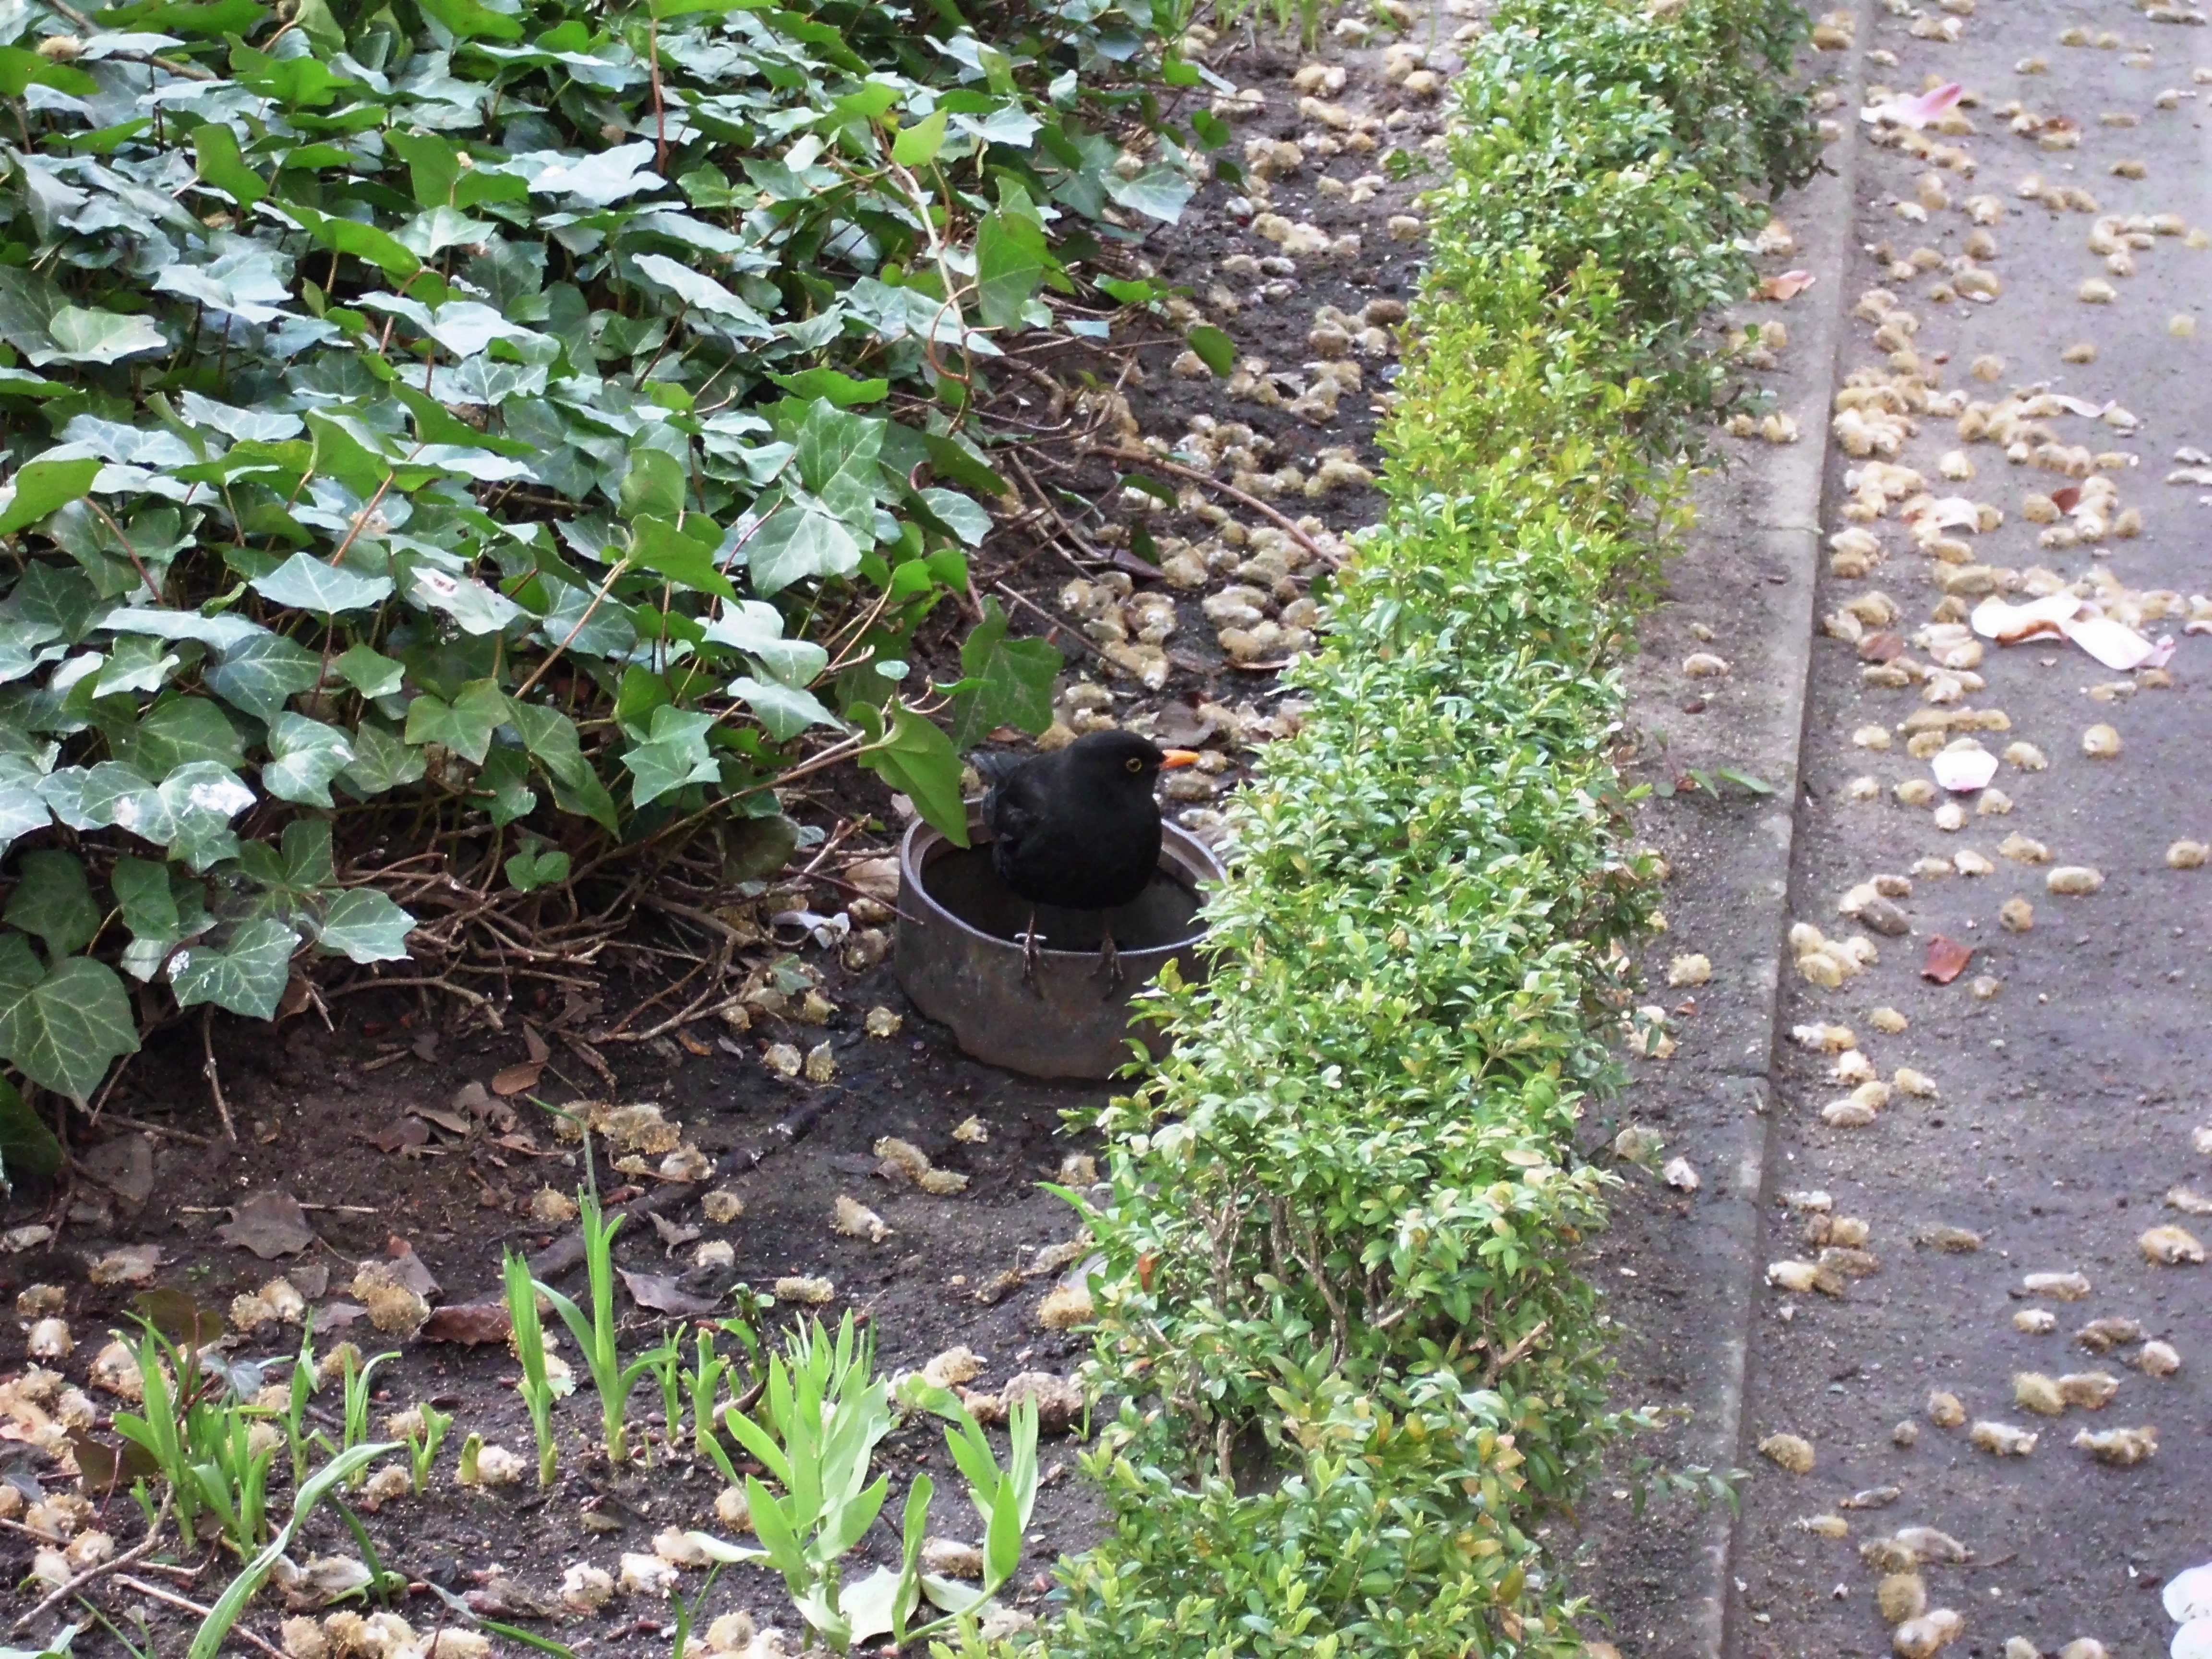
[1684, 17, 1874, 1658]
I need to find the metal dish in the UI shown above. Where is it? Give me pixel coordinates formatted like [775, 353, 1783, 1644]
[893, 809, 1222, 1080]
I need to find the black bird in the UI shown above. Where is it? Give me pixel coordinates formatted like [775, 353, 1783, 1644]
[972, 729, 1199, 987]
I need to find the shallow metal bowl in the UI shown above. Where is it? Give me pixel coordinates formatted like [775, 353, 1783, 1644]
[893, 808, 1222, 1080]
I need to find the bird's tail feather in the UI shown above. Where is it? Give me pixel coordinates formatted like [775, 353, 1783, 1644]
[969, 750, 1022, 786]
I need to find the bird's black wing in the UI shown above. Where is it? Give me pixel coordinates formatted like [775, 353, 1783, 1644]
[981, 761, 1048, 851]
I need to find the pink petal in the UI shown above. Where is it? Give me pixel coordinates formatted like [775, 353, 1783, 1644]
[1862, 81, 1965, 128]
[1971, 593, 2080, 642]
[2060, 613, 2156, 671]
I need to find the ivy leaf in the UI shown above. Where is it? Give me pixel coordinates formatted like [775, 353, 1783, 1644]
[1184, 324, 1236, 376]
[3, 849, 100, 956]
[950, 600, 1060, 747]
[505, 843, 571, 892]
[250, 552, 394, 616]
[92, 634, 179, 698]
[628, 516, 737, 601]
[973, 209, 1046, 330]
[916, 488, 992, 547]
[191, 120, 267, 208]
[403, 680, 509, 765]
[169, 917, 300, 1021]
[892, 108, 950, 166]
[857, 702, 968, 848]
[413, 0, 526, 40]
[632, 255, 772, 332]
[620, 705, 721, 807]
[0, 456, 100, 537]
[792, 400, 885, 528]
[727, 675, 843, 742]
[1102, 168, 1193, 225]
[261, 714, 355, 807]
[110, 697, 245, 778]
[0, 935, 138, 1102]
[0, 755, 50, 858]
[0, 1072, 62, 1183]
[700, 600, 829, 686]
[312, 889, 415, 963]
[110, 856, 180, 940]
[156, 761, 256, 872]
[206, 632, 323, 723]
[745, 503, 862, 597]
[334, 644, 404, 699]
[341, 720, 428, 795]
[32, 306, 167, 366]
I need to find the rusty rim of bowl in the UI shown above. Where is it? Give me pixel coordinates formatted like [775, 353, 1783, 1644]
[896, 809, 1221, 960]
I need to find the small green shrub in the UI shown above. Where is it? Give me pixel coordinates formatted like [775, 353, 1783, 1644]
[976, 0, 1814, 1654]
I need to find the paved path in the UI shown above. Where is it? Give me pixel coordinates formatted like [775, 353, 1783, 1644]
[1597, 4, 2212, 1656]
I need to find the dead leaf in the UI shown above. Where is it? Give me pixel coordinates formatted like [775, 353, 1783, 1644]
[845, 856, 901, 902]
[420, 1301, 514, 1346]
[522, 1024, 551, 1065]
[1923, 937, 1975, 984]
[450, 1081, 493, 1117]
[675, 1030, 713, 1058]
[618, 1268, 722, 1316]
[291, 1263, 330, 1299]
[78, 1135, 154, 1207]
[316, 1300, 367, 1329]
[365, 1118, 431, 1155]
[648, 1212, 702, 1251]
[411, 1105, 472, 1136]
[216, 1192, 315, 1260]
[1761, 270, 1816, 301]
[380, 1239, 441, 1299]
[492, 1062, 544, 1097]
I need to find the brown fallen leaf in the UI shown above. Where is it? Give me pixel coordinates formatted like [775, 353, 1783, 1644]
[1762, 269, 1817, 301]
[522, 1024, 551, 1065]
[365, 1118, 431, 1155]
[420, 1301, 515, 1346]
[216, 1192, 316, 1260]
[1923, 936, 1975, 984]
[675, 1030, 713, 1058]
[492, 1062, 544, 1097]
[380, 1238, 440, 1299]
[618, 1268, 723, 1317]
[411, 1104, 472, 1136]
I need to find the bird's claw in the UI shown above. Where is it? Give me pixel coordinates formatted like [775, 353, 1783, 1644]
[1016, 926, 1045, 993]
[1095, 932, 1125, 991]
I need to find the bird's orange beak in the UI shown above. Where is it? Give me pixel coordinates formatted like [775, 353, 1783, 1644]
[1161, 749, 1201, 770]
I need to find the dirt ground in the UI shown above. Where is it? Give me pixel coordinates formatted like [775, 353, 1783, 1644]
[0, 15, 1459, 1655]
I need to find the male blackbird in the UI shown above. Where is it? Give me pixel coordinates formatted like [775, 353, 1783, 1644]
[972, 729, 1200, 987]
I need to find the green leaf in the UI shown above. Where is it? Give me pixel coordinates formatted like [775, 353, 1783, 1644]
[504, 844, 571, 892]
[334, 644, 404, 699]
[261, 714, 354, 807]
[745, 504, 862, 598]
[341, 720, 427, 796]
[191, 121, 267, 209]
[251, 552, 394, 616]
[111, 698, 245, 778]
[4, 850, 100, 957]
[0, 1073, 62, 1184]
[916, 488, 991, 547]
[0, 457, 101, 538]
[950, 601, 1059, 747]
[1184, 324, 1236, 376]
[619, 449, 689, 522]
[96, 0, 266, 34]
[891, 108, 950, 167]
[792, 401, 885, 529]
[403, 680, 509, 766]
[858, 703, 968, 848]
[313, 889, 415, 963]
[628, 517, 737, 601]
[700, 600, 829, 686]
[35, 307, 167, 367]
[188, 1443, 397, 1659]
[414, 0, 525, 37]
[974, 210, 1046, 330]
[0, 938, 138, 1102]
[207, 633, 323, 724]
[621, 706, 720, 807]
[275, 202, 420, 283]
[1102, 168, 1194, 224]
[110, 858, 180, 941]
[766, 369, 890, 408]
[727, 675, 842, 743]
[170, 917, 300, 1020]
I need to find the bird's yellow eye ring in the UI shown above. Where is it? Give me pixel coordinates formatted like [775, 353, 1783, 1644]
[1125, 756, 1143, 772]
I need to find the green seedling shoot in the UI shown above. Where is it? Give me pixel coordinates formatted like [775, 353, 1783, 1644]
[530, 1190, 669, 1464]
[503, 1248, 560, 1485]
[405, 1402, 453, 1495]
[687, 1315, 1040, 1652]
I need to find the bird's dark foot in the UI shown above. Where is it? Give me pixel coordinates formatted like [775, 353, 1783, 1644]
[1095, 929, 1125, 991]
